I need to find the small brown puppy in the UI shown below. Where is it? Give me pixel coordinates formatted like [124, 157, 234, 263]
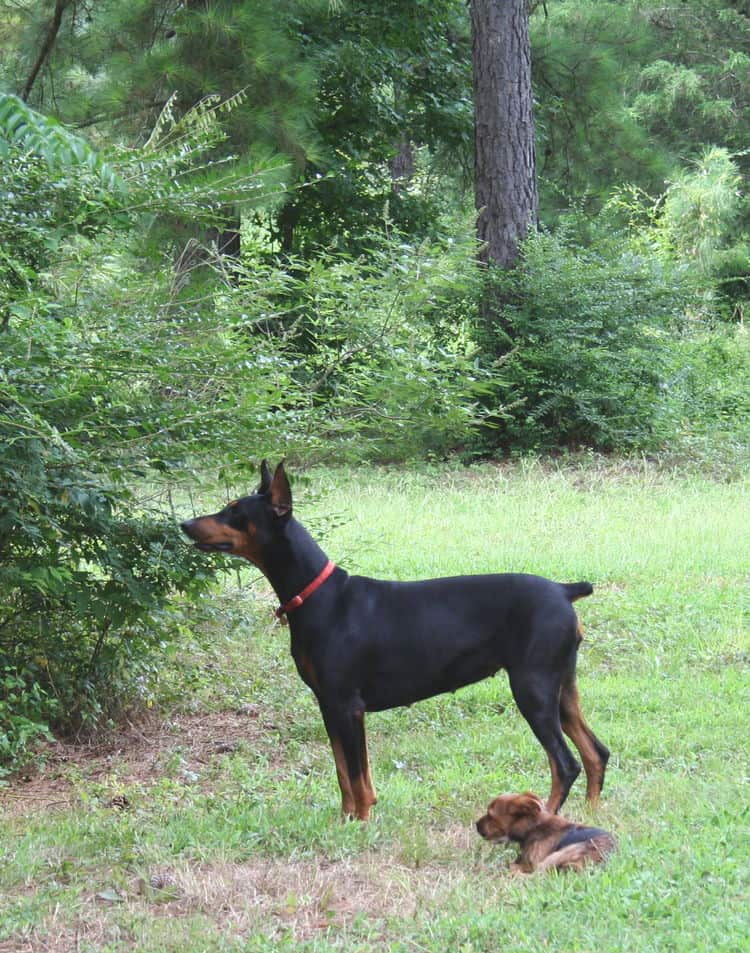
[476, 792, 615, 873]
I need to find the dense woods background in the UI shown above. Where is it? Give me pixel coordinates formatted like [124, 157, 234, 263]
[1, 0, 749, 765]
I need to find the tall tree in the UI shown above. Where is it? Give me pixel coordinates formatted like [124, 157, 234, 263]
[470, 0, 538, 268]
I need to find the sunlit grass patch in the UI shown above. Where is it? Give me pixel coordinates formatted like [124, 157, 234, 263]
[1, 460, 748, 952]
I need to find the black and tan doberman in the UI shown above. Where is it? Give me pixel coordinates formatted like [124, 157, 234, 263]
[181, 461, 609, 821]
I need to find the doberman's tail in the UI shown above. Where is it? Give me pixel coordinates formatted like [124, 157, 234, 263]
[562, 581, 594, 602]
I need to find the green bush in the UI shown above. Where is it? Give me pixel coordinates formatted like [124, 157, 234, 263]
[0, 101, 260, 769]
[477, 230, 699, 451]
[226, 228, 495, 462]
[664, 326, 750, 469]
[0, 380, 217, 771]
[659, 148, 749, 312]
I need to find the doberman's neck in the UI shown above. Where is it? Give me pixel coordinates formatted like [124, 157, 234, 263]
[261, 517, 333, 606]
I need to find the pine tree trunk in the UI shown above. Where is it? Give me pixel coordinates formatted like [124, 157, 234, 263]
[470, 0, 538, 269]
[390, 139, 415, 193]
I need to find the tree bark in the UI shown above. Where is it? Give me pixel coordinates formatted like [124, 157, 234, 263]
[20, 0, 73, 102]
[470, 0, 538, 269]
[390, 139, 415, 194]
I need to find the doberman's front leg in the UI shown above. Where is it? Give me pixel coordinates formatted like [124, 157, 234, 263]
[320, 701, 377, 821]
[358, 711, 377, 809]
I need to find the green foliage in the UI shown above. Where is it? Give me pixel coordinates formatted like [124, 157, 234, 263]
[0, 280, 221, 763]
[664, 327, 750, 468]
[605, 148, 749, 312]
[0, 151, 55, 317]
[4, 1, 323, 163]
[0, 93, 124, 189]
[660, 148, 748, 303]
[0, 394, 214, 757]
[4, 0, 749, 262]
[0, 670, 52, 772]
[532, 3, 667, 211]
[3, 0, 474, 255]
[278, 0, 473, 252]
[662, 148, 742, 263]
[224, 227, 493, 461]
[0, 102, 283, 766]
[531, 0, 750, 247]
[478, 230, 699, 451]
[628, 1, 750, 160]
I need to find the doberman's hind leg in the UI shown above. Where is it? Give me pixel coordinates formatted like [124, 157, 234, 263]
[559, 674, 609, 804]
[508, 667, 581, 813]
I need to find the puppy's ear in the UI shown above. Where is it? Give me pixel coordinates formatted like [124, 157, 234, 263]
[485, 798, 504, 818]
[512, 793, 544, 817]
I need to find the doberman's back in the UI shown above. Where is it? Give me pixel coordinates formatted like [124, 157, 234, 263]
[296, 572, 581, 712]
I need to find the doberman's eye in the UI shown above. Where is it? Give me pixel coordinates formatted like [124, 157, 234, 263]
[224, 500, 248, 526]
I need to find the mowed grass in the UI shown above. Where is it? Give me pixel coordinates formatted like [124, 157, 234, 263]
[1, 460, 748, 952]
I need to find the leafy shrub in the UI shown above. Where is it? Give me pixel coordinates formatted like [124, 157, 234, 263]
[604, 150, 749, 315]
[0, 670, 53, 774]
[225, 228, 495, 462]
[0, 377, 217, 768]
[663, 326, 750, 470]
[0, 100, 271, 768]
[477, 230, 698, 451]
[660, 148, 748, 312]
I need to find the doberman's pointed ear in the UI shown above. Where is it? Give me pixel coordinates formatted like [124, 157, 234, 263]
[257, 459, 273, 494]
[269, 461, 292, 518]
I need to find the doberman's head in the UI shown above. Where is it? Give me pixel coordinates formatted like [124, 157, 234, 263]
[475, 792, 546, 843]
[180, 460, 292, 570]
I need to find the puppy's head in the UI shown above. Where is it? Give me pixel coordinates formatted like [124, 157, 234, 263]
[475, 792, 545, 843]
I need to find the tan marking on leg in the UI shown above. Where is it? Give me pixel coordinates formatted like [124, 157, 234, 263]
[561, 684, 605, 802]
[359, 716, 377, 807]
[351, 774, 377, 821]
[298, 654, 319, 693]
[330, 739, 355, 817]
[545, 753, 565, 813]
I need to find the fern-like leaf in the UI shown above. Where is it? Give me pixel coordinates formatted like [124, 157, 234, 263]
[0, 94, 125, 192]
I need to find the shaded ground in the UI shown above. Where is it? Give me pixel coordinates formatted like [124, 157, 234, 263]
[0, 708, 272, 818]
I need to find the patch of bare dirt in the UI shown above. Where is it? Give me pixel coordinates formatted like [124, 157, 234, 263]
[0, 707, 274, 818]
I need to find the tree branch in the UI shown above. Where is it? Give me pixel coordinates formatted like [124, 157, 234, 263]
[20, 0, 73, 102]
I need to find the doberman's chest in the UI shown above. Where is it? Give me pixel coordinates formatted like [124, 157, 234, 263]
[290, 626, 505, 711]
[291, 643, 321, 693]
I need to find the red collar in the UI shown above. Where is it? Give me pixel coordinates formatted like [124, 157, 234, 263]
[275, 560, 336, 620]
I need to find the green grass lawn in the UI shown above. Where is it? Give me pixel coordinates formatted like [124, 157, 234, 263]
[1, 460, 748, 952]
